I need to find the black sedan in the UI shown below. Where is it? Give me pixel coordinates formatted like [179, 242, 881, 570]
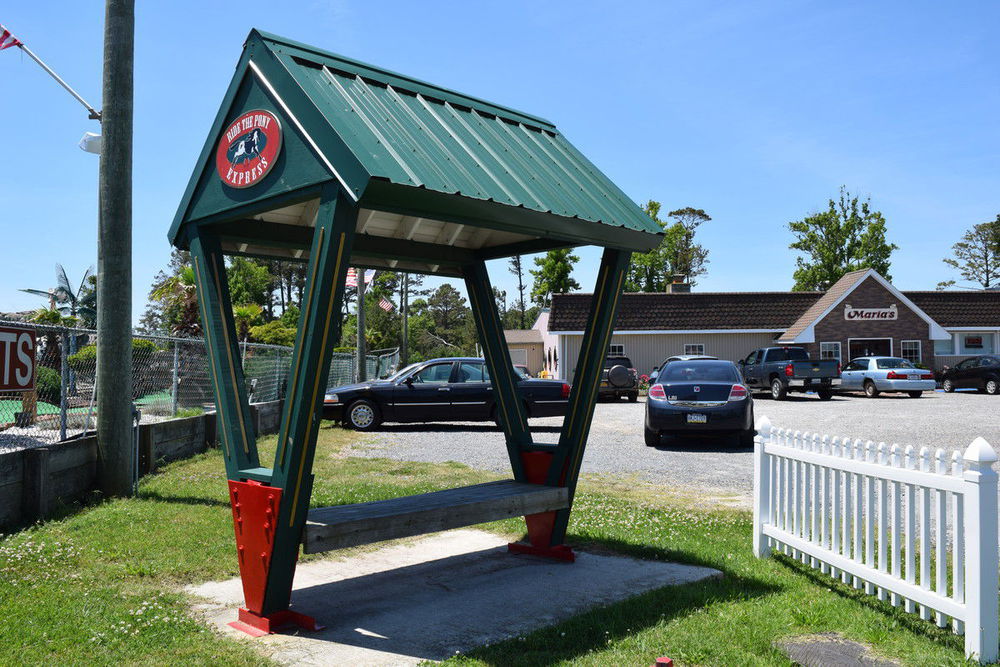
[323, 357, 571, 430]
[644, 359, 755, 447]
[941, 355, 1000, 395]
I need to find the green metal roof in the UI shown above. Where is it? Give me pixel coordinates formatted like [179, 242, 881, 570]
[170, 30, 662, 257]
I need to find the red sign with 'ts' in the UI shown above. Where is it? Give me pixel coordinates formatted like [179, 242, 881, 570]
[215, 109, 282, 189]
[0, 326, 36, 392]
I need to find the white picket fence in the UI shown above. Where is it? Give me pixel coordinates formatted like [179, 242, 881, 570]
[752, 416, 999, 662]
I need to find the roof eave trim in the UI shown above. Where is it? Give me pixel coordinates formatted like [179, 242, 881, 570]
[549, 328, 788, 336]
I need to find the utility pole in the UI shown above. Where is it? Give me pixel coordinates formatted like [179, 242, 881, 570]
[400, 273, 409, 365]
[96, 0, 134, 496]
[356, 270, 366, 382]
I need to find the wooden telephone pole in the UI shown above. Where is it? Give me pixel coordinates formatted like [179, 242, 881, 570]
[95, 0, 134, 496]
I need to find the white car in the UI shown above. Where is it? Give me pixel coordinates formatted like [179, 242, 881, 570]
[839, 356, 936, 398]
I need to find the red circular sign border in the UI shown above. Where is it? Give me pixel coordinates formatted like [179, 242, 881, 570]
[215, 109, 283, 190]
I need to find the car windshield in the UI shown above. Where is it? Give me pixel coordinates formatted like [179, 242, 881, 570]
[387, 362, 423, 381]
[658, 361, 738, 383]
[875, 358, 915, 369]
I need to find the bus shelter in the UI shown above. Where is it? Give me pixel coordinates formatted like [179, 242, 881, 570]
[169, 30, 662, 635]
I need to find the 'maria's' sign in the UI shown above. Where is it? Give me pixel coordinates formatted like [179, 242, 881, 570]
[844, 304, 898, 321]
[215, 109, 282, 189]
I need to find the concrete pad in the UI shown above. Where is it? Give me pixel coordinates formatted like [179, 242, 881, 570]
[778, 633, 900, 666]
[189, 529, 721, 666]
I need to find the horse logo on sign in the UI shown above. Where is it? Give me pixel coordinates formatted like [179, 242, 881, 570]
[215, 109, 282, 189]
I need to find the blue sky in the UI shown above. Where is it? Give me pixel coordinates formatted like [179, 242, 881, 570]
[2, 1, 997, 323]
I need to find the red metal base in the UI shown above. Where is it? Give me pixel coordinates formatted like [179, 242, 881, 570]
[228, 607, 324, 637]
[507, 541, 576, 562]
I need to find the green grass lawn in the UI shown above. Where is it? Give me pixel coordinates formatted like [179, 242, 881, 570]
[0, 424, 983, 666]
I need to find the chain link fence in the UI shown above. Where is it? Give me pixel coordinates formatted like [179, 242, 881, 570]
[0, 321, 399, 452]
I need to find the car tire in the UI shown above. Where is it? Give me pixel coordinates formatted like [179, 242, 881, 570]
[864, 381, 880, 398]
[942, 378, 955, 393]
[607, 364, 631, 388]
[817, 389, 834, 400]
[985, 378, 999, 395]
[907, 391, 923, 398]
[628, 392, 639, 403]
[346, 399, 381, 431]
[770, 378, 787, 400]
[644, 426, 660, 447]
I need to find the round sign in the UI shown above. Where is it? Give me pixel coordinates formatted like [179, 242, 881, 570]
[215, 109, 282, 189]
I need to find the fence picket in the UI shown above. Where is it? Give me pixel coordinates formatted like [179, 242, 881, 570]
[953, 451, 965, 636]
[935, 448, 948, 628]
[754, 418, 999, 663]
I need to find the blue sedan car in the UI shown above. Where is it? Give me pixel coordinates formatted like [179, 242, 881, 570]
[839, 356, 936, 398]
[645, 359, 755, 447]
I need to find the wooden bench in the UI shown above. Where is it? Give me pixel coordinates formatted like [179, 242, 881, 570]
[302, 480, 569, 554]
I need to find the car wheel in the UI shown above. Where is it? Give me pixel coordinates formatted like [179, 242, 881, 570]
[864, 381, 880, 398]
[942, 378, 955, 393]
[907, 391, 923, 398]
[986, 378, 999, 395]
[346, 399, 381, 431]
[644, 426, 660, 447]
[817, 389, 834, 400]
[628, 392, 639, 403]
[770, 378, 787, 400]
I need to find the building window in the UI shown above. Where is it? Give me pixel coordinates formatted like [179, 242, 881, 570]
[901, 340, 922, 364]
[957, 333, 995, 355]
[820, 342, 842, 361]
[934, 337, 955, 356]
[608, 343, 625, 356]
[684, 343, 705, 356]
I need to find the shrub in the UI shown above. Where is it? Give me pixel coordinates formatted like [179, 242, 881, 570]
[35, 366, 62, 404]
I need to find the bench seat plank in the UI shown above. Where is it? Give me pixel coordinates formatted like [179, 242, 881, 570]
[302, 480, 569, 554]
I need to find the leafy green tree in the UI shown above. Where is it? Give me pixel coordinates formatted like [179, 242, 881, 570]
[228, 257, 271, 309]
[148, 265, 200, 336]
[938, 216, 1000, 289]
[626, 202, 710, 291]
[232, 303, 263, 343]
[788, 187, 898, 291]
[249, 320, 297, 346]
[508, 255, 528, 328]
[530, 249, 581, 307]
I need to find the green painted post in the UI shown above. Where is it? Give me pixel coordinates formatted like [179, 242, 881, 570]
[547, 247, 631, 542]
[263, 185, 357, 615]
[464, 261, 530, 480]
[189, 230, 260, 479]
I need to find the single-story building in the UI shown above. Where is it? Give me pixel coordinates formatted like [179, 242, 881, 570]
[503, 328, 545, 376]
[541, 268, 1000, 382]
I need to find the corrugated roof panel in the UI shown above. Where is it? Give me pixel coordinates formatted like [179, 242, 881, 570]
[272, 42, 660, 236]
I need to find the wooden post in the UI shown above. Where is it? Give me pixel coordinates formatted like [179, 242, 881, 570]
[464, 260, 530, 480]
[962, 437, 998, 663]
[189, 231, 260, 480]
[753, 415, 772, 558]
[546, 247, 630, 544]
[22, 447, 51, 522]
[264, 184, 357, 616]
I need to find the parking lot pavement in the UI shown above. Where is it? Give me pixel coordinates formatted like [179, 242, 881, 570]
[352, 390, 999, 503]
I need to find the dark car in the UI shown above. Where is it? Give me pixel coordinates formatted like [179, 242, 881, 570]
[600, 355, 639, 402]
[645, 359, 755, 447]
[323, 357, 571, 430]
[739, 346, 841, 400]
[940, 356, 1000, 395]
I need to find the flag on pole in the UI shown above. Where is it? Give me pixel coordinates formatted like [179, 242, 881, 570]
[378, 296, 395, 312]
[364, 268, 376, 284]
[345, 267, 358, 288]
[0, 25, 23, 51]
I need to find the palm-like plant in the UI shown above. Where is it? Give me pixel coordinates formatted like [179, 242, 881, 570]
[150, 266, 201, 336]
[21, 265, 96, 325]
[232, 303, 263, 343]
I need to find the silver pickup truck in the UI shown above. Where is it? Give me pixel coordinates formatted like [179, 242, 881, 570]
[738, 346, 841, 400]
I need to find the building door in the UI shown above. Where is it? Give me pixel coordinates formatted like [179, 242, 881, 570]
[849, 338, 892, 359]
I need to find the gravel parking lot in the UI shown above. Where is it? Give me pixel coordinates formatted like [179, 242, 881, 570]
[351, 390, 999, 503]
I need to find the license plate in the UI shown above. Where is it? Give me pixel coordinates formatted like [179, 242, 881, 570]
[908, 374, 920, 380]
[687, 413, 707, 424]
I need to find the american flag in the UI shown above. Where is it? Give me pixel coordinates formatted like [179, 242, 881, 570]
[378, 296, 395, 312]
[363, 268, 376, 284]
[345, 267, 358, 288]
[0, 25, 23, 51]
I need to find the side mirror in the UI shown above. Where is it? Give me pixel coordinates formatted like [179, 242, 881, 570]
[738, 359, 746, 366]
[403, 376, 415, 386]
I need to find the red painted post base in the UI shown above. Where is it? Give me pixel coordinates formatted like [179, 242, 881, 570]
[228, 607, 324, 637]
[507, 541, 575, 562]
